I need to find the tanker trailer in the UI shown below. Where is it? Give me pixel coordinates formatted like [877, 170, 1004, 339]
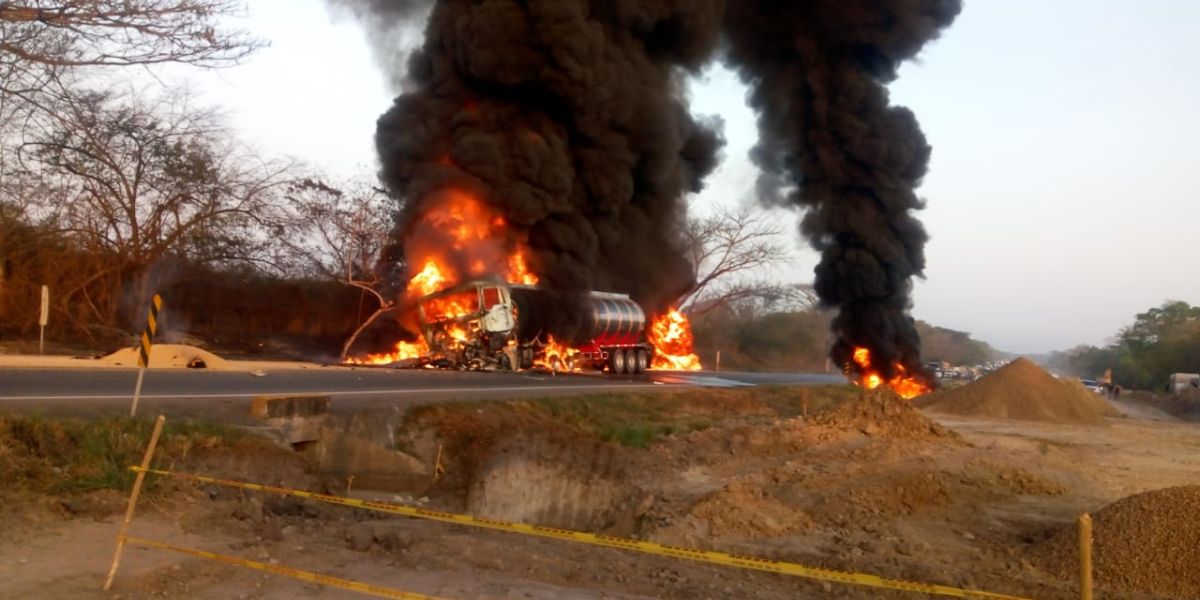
[414, 280, 652, 373]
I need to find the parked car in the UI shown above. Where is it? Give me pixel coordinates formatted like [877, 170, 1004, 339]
[1079, 379, 1103, 394]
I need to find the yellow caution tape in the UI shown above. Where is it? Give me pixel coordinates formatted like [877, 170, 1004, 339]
[132, 466, 1035, 600]
[123, 536, 447, 600]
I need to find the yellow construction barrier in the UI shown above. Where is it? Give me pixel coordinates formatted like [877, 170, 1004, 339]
[133, 465, 1037, 600]
[124, 537, 447, 600]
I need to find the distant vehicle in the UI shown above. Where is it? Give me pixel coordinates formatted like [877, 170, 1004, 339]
[925, 361, 945, 378]
[1169, 373, 1200, 394]
[1080, 379, 1103, 394]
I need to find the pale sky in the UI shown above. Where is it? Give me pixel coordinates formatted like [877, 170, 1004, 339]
[168, 0, 1200, 354]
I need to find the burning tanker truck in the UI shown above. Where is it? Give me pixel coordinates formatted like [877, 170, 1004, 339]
[413, 280, 656, 374]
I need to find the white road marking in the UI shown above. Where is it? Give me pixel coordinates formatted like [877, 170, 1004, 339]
[0, 383, 671, 401]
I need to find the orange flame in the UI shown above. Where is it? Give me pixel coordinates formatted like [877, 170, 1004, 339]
[648, 308, 702, 371]
[507, 251, 539, 286]
[403, 190, 538, 301]
[346, 338, 430, 366]
[421, 289, 480, 322]
[534, 335, 578, 372]
[847, 346, 930, 399]
[347, 190, 540, 366]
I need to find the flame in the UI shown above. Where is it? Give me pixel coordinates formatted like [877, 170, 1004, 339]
[507, 251, 539, 286]
[534, 335, 578, 372]
[345, 190, 540, 366]
[409, 259, 449, 298]
[846, 346, 930, 399]
[403, 190, 539, 300]
[422, 289, 480, 322]
[648, 308, 702, 371]
[346, 338, 430, 366]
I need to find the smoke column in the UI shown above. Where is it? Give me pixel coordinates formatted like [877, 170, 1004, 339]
[723, 0, 961, 381]
[338, 0, 726, 333]
[336, 0, 958, 377]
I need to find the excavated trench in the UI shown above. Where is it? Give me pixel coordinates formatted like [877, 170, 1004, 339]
[250, 397, 643, 531]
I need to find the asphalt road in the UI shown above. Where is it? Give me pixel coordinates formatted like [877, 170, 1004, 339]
[0, 366, 846, 421]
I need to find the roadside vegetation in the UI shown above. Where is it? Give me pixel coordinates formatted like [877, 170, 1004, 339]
[0, 416, 259, 495]
[1048, 300, 1200, 390]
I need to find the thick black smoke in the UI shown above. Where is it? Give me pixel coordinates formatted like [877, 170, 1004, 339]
[338, 0, 957, 377]
[345, 0, 725, 335]
[723, 0, 961, 381]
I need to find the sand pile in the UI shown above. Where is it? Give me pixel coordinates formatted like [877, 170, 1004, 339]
[1032, 486, 1200, 598]
[917, 358, 1116, 424]
[99, 344, 228, 369]
[812, 389, 958, 442]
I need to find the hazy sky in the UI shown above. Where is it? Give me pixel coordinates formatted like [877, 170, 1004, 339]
[173, 0, 1200, 354]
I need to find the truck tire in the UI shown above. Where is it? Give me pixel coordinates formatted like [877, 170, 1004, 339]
[610, 349, 628, 374]
[633, 348, 648, 374]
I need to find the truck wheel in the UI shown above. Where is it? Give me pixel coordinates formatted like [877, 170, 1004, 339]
[610, 349, 628, 374]
[633, 348, 648, 374]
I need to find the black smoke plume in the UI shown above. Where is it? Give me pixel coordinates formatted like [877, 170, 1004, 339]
[723, 0, 961, 381]
[337, 0, 958, 378]
[342, 0, 726, 336]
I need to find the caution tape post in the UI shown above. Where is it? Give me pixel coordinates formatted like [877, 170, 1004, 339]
[129, 294, 162, 417]
[103, 415, 166, 590]
[131, 465, 1037, 600]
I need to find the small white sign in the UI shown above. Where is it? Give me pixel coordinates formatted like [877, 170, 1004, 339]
[38, 285, 49, 327]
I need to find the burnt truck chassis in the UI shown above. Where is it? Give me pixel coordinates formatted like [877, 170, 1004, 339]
[414, 281, 653, 374]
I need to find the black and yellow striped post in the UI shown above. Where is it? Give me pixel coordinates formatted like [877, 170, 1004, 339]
[129, 294, 163, 417]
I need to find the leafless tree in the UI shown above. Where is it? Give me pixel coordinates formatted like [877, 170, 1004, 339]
[679, 204, 801, 315]
[0, 1, 259, 69]
[1, 0, 262, 135]
[9, 86, 291, 328]
[281, 177, 399, 359]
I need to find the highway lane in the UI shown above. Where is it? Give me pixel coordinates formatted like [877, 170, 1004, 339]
[0, 366, 846, 421]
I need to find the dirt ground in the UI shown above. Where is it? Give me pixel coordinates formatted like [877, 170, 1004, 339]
[2, 388, 1198, 600]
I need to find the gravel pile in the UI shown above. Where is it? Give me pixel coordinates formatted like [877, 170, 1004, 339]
[1032, 486, 1200, 598]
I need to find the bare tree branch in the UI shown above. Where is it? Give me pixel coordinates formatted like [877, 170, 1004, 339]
[678, 204, 794, 313]
[4, 84, 292, 329]
[278, 176, 399, 359]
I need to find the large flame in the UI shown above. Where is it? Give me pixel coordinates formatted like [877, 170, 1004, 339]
[403, 190, 538, 301]
[847, 346, 930, 399]
[346, 190, 538, 365]
[648, 308, 702, 371]
[346, 339, 430, 366]
[422, 289, 480, 322]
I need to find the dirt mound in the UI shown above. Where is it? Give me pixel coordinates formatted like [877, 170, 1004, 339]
[811, 389, 959, 442]
[650, 479, 813, 546]
[1032, 486, 1200, 598]
[99, 343, 227, 369]
[917, 358, 1117, 424]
